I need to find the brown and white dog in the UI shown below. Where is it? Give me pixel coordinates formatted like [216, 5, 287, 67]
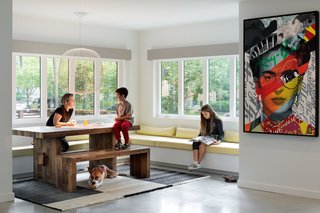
[88, 165, 127, 189]
[87, 165, 125, 189]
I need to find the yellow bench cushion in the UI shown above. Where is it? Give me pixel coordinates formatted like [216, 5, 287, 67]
[130, 134, 156, 146]
[130, 133, 239, 155]
[12, 140, 89, 157]
[175, 127, 199, 139]
[137, 125, 176, 137]
[65, 134, 89, 141]
[224, 130, 239, 143]
[206, 142, 239, 155]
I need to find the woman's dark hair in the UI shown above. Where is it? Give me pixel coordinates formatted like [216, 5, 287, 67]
[115, 87, 128, 98]
[60, 93, 74, 121]
[61, 93, 74, 105]
[199, 104, 220, 135]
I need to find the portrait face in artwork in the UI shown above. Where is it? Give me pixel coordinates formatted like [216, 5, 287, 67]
[254, 45, 304, 121]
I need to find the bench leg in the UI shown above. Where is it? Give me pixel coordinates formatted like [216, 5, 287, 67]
[61, 158, 77, 192]
[89, 133, 116, 170]
[130, 152, 150, 178]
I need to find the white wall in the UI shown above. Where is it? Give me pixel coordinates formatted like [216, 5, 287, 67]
[139, 19, 239, 130]
[13, 15, 137, 49]
[239, 0, 320, 199]
[0, 0, 14, 202]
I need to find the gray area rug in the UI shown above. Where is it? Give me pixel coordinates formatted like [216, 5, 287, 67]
[117, 164, 206, 186]
[13, 180, 101, 204]
[13, 165, 208, 211]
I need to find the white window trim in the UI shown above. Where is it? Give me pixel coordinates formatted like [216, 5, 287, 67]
[178, 60, 184, 116]
[229, 56, 236, 118]
[155, 55, 239, 121]
[153, 61, 161, 117]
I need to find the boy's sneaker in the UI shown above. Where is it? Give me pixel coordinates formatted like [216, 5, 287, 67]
[115, 141, 122, 150]
[121, 143, 130, 149]
[188, 162, 201, 170]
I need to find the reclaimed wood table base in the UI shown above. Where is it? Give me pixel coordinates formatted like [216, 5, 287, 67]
[12, 124, 140, 190]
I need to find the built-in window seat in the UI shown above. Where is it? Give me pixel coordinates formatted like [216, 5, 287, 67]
[129, 125, 239, 173]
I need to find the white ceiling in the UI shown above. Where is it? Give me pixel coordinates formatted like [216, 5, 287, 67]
[13, 0, 240, 31]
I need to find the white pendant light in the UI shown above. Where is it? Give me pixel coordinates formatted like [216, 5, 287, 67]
[62, 11, 100, 59]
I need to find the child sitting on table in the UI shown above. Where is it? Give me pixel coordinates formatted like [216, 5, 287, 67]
[113, 87, 134, 150]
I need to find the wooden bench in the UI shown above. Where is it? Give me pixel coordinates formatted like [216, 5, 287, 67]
[59, 146, 150, 192]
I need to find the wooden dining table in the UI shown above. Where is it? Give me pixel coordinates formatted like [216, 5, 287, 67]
[12, 123, 140, 188]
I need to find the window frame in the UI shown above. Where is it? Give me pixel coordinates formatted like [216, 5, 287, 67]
[155, 54, 239, 121]
[12, 52, 122, 125]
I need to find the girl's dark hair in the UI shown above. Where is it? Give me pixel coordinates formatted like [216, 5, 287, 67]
[115, 87, 128, 98]
[199, 104, 220, 135]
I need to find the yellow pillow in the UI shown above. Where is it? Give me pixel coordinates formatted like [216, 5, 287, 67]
[175, 127, 199, 139]
[224, 130, 239, 143]
[137, 125, 176, 137]
[65, 134, 89, 141]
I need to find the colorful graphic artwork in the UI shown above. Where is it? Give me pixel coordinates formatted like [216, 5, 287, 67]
[244, 11, 319, 136]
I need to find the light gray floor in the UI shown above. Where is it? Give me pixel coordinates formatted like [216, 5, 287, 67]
[2, 169, 320, 213]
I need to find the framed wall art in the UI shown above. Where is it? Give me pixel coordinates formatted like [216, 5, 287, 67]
[243, 11, 319, 136]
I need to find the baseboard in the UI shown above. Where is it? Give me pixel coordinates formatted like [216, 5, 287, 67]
[13, 172, 34, 182]
[238, 179, 320, 199]
[151, 161, 239, 176]
[0, 192, 15, 202]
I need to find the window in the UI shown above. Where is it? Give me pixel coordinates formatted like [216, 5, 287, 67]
[208, 58, 230, 116]
[160, 61, 178, 114]
[15, 56, 41, 119]
[100, 60, 118, 115]
[75, 59, 94, 116]
[157, 55, 238, 118]
[184, 59, 203, 115]
[47, 57, 69, 116]
[13, 53, 120, 121]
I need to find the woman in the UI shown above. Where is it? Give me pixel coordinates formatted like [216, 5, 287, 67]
[46, 93, 75, 152]
[188, 104, 224, 170]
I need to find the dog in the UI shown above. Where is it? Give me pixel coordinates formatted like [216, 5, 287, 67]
[87, 165, 126, 189]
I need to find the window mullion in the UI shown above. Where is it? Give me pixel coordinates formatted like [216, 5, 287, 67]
[203, 59, 209, 105]
[178, 60, 183, 116]
[154, 61, 160, 116]
[229, 56, 236, 118]
[12, 54, 17, 121]
[69, 59, 75, 94]
[94, 59, 101, 115]
[118, 60, 125, 86]
[41, 56, 48, 118]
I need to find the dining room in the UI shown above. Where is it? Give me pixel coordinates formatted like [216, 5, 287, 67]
[2, 0, 320, 212]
